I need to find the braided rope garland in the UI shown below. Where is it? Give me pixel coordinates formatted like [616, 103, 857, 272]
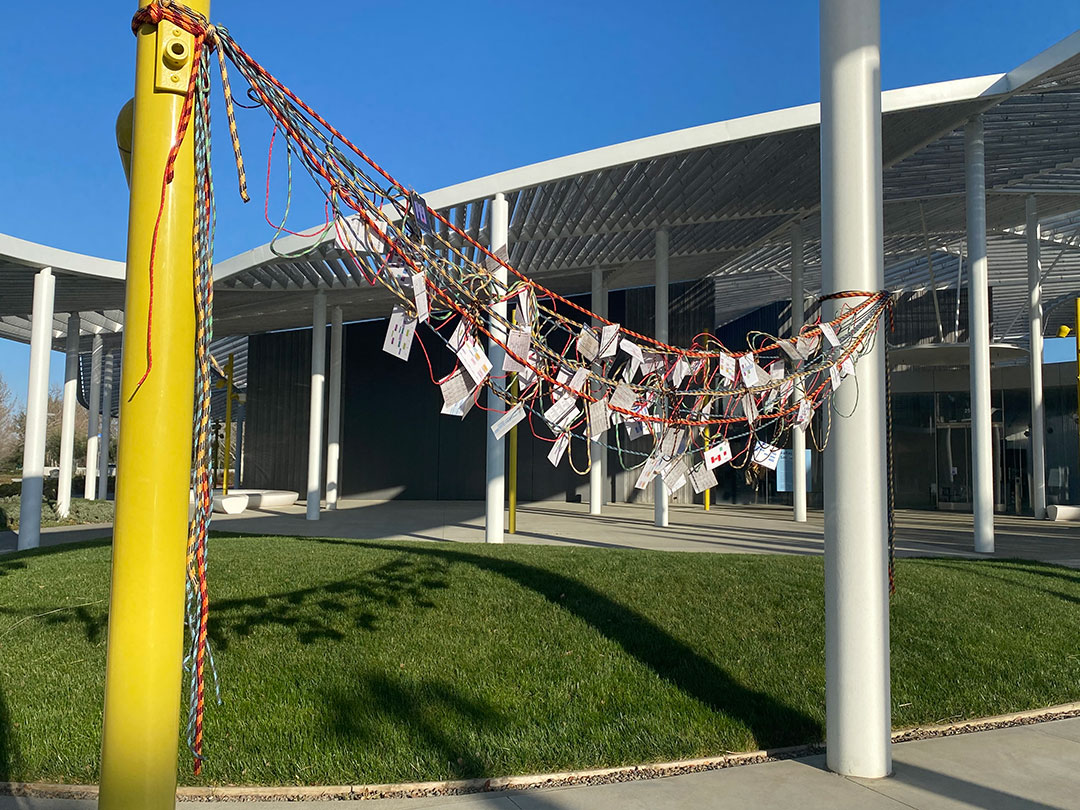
[128, 0, 896, 772]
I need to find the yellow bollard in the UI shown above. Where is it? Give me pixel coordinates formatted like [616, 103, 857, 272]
[99, 3, 211, 808]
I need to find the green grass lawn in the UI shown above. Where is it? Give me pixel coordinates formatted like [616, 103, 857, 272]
[0, 496, 114, 532]
[1, 535, 1078, 786]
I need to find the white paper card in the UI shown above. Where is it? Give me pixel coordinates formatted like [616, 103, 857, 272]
[517, 288, 534, 328]
[503, 328, 532, 372]
[769, 360, 785, 381]
[752, 441, 783, 470]
[547, 432, 570, 467]
[830, 364, 842, 391]
[704, 440, 732, 469]
[588, 395, 610, 439]
[777, 339, 801, 362]
[490, 404, 525, 440]
[738, 354, 760, 386]
[599, 324, 620, 357]
[457, 337, 492, 385]
[568, 367, 589, 393]
[610, 383, 636, 412]
[717, 352, 737, 383]
[797, 398, 812, 428]
[820, 321, 840, 347]
[383, 306, 416, 361]
[689, 462, 718, 494]
[577, 326, 600, 361]
[795, 333, 819, 360]
[742, 393, 759, 423]
[625, 418, 648, 441]
[448, 319, 470, 352]
[672, 357, 692, 388]
[634, 454, 660, 489]
[411, 274, 429, 323]
[545, 392, 578, 426]
[840, 355, 856, 378]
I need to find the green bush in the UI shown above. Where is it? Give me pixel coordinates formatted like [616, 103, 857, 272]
[0, 495, 113, 531]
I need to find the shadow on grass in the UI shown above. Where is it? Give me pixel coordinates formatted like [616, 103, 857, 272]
[917, 558, 1080, 606]
[206, 553, 451, 651]
[324, 671, 508, 780]
[312, 538, 822, 749]
[0, 679, 18, 780]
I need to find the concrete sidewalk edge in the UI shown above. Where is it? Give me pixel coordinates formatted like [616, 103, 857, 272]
[3, 701, 1079, 802]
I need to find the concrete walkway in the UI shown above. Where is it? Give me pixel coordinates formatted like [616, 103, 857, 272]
[4, 500, 1079, 566]
[3, 716, 1078, 808]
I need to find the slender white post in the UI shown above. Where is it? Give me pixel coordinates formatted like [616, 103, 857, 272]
[485, 193, 509, 543]
[17, 267, 55, 551]
[820, 0, 891, 778]
[84, 334, 103, 500]
[326, 306, 343, 510]
[57, 313, 81, 518]
[589, 266, 607, 515]
[98, 353, 114, 501]
[1027, 196, 1046, 519]
[791, 223, 808, 522]
[654, 228, 670, 527]
[965, 117, 995, 553]
[306, 290, 327, 520]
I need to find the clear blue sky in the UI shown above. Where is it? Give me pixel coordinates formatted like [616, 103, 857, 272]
[1, 0, 1078, 403]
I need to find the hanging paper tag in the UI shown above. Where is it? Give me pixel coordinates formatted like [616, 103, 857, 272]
[634, 454, 661, 489]
[840, 355, 856, 378]
[742, 393, 759, 423]
[448, 319, 470, 352]
[491, 404, 526, 440]
[599, 323, 620, 357]
[625, 418, 648, 441]
[409, 191, 433, 235]
[717, 352, 737, 383]
[544, 392, 578, 426]
[752, 441, 783, 470]
[547, 432, 570, 467]
[672, 357, 692, 388]
[797, 397, 812, 428]
[738, 354, 760, 386]
[516, 288, 534, 327]
[769, 360, 785, 381]
[663, 459, 689, 492]
[577, 326, 600, 362]
[819, 321, 840, 347]
[829, 364, 842, 391]
[568, 367, 589, 393]
[382, 306, 416, 361]
[440, 369, 477, 418]
[411, 273, 429, 323]
[689, 462, 718, 494]
[503, 328, 532, 372]
[704, 440, 732, 469]
[609, 383, 636, 412]
[588, 395, 610, 439]
[777, 339, 801, 362]
[795, 333, 818, 360]
[457, 337, 492, 385]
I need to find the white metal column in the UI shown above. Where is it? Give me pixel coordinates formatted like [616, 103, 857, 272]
[57, 313, 81, 518]
[590, 266, 607, 515]
[99, 353, 115, 501]
[17, 266, 55, 551]
[1027, 195, 1046, 519]
[307, 290, 327, 520]
[791, 223, 807, 522]
[485, 192, 509, 543]
[654, 228, 670, 527]
[84, 334, 103, 500]
[820, 0, 891, 778]
[326, 306, 343, 511]
[965, 117, 995, 553]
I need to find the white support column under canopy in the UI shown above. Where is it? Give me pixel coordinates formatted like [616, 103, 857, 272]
[99, 353, 115, 501]
[306, 290, 327, 521]
[326, 305, 343, 511]
[820, 0, 892, 778]
[57, 313, 81, 518]
[1027, 196, 1047, 519]
[589, 266, 607, 516]
[84, 334, 103, 500]
[791, 223, 807, 523]
[654, 228, 670, 528]
[965, 116, 995, 553]
[485, 192, 510, 543]
[17, 266, 55, 551]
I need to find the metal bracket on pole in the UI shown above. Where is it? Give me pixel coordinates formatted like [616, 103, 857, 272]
[155, 24, 195, 95]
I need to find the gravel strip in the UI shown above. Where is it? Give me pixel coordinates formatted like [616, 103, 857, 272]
[4, 703, 1078, 802]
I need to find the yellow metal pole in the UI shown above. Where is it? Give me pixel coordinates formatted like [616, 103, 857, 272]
[223, 353, 234, 495]
[99, 4, 210, 808]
